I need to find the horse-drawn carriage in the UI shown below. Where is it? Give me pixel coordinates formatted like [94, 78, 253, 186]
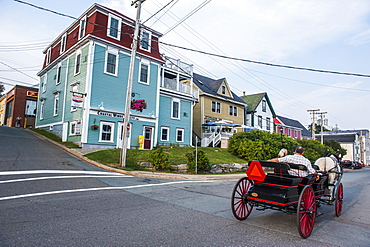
[231, 154, 343, 238]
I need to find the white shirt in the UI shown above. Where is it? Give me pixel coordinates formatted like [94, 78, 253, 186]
[278, 154, 316, 177]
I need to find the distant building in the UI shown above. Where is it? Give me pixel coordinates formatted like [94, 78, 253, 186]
[3, 85, 38, 128]
[240, 92, 275, 133]
[315, 129, 370, 165]
[0, 95, 5, 126]
[274, 115, 311, 139]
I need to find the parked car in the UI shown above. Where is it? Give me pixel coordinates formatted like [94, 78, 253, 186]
[356, 161, 365, 167]
[341, 160, 362, 169]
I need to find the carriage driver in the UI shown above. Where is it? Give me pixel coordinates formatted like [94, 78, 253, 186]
[269, 146, 318, 178]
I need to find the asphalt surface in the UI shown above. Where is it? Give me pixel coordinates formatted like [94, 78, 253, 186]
[26, 129, 245, 181]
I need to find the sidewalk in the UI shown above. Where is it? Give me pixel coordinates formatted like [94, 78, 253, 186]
[28, 129, 244, 181]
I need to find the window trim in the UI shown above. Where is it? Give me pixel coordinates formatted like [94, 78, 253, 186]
[266, 117, 271, 130]
[99, 121, 115, 143]
[40, 100, 45, 120]
[53, 93, 59, 116]
[70, 120, 82, 136]
[42, 75, 47, 93]
[160, 126, 170, 142]
[262, 100, 267, 112]
[79, 16, 87, 40]
[56, 63, 62, 85]
[46, 48, 51, 65]
[60, 33, 67, 54]
[139, 59, 150, 84]
[107, 14, 121, 40]
[171, 99, 180, 119]
[140, 29, 151, 52]
[258, 115, 262, 128]
[75, 50, 81, 75]
[104, 49, 118, 76]
[176, 128, 184, 142]
[212, 101, 221, 113]
[222, 85, 226, 94]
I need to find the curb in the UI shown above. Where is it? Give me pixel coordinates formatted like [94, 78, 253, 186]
[26, 129, 243, 181]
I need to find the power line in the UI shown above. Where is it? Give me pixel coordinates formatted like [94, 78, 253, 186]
[142, 0, 177, 25]
[162, 0, 212, 36]
[0, 61, 38, 81]
[159, 41, 370, 78]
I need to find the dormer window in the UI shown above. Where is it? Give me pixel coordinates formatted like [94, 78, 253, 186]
[140, 30, 151, 52]
[79, 16, 87, 39]
[107, 14, 121, 40]
[46, 48, 51, 65]
[60, 33, 67, 54]
[222, 85, 226, 94]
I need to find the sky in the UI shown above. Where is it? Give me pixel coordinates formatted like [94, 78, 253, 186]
[1, 0, 370, 131]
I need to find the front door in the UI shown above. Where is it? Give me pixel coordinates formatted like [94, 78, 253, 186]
[143, 126, 153, 150]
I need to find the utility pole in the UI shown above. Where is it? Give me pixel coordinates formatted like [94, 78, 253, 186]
[317, 111, 327, 144]
[120, 0, 145, 167]
[307, 109, 320, 140]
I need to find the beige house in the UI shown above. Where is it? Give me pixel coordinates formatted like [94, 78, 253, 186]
[192, 73, 247, 147]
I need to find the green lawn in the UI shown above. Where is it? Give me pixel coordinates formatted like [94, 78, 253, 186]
[85, 146, 247, 171]
[31, 128, 247, 173]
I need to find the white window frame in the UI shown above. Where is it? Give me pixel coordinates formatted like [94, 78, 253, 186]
[140, 29, 151, 52]
[53, 93, 59, 116]
[79, 16, 87, 40]
[75, 50, 81, 75]
[104, 48, 118, 76]
[139, 59, 150, 84]
[171, 98, 180, 119]
[222, 85, 226, 94]
[56, 63, 62, 85]
[46, 48, 51, 65]
[41, 75, 47, 93]
[40, 100, 45, 120]
[70, 120, 82, 136]
[176, 128, 184, 143]
[99, 121, 115, 143]
[160, 126, 170, 142]
[60, 33, 67, 54]
[107, 14, 121, 40]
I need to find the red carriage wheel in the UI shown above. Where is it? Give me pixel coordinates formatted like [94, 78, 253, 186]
[231, 177, 253, 220]
[297, 186, 316, 238]
[335, 183, 343, 217]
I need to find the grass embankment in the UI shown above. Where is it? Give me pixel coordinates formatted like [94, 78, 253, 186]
[32, 129, 80, 148]
[31, 129, 247, 172]
[85, 147, 247, 172]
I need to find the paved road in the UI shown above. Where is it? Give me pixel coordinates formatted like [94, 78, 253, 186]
[1, 126, 370, 246]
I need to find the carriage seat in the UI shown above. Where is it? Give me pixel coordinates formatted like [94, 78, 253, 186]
[249, 161, 310, 186]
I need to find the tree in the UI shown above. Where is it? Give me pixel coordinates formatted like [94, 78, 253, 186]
[324, 139, 347, 159]
[308, 123, 330, 134]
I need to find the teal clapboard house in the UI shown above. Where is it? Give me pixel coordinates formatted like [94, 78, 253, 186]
[36, 3, 197, 149]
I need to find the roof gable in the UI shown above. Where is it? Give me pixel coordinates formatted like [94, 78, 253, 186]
[240, 92, 276, 116]
[193, 73, 245, 104]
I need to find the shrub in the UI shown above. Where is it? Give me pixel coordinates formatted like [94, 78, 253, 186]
[148, 147, 171, 171]
[186, 150, 210, 173]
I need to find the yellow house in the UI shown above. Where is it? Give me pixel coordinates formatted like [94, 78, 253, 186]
[193, 73, 247, 147]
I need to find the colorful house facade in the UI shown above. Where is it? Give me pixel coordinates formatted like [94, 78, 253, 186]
[36, 3, 197, 149]
[274, 115, 311, 140]
[240, 92, 275, 133]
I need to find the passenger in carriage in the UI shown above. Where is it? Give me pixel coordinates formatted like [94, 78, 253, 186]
[269, 146, 318, 178]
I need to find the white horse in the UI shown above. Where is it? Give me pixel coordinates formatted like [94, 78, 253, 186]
[314, 153, 343, 201]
